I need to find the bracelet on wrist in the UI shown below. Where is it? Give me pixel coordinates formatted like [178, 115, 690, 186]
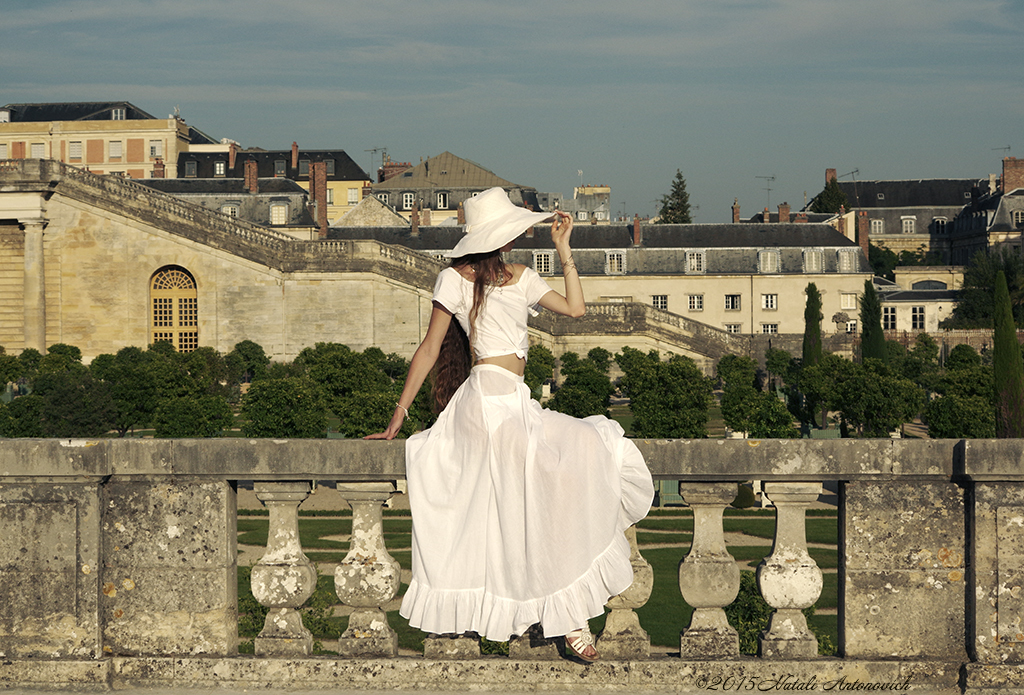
[395, 403, 409, 417]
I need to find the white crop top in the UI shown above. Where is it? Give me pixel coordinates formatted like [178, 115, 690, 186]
[432, 266, 555, 360]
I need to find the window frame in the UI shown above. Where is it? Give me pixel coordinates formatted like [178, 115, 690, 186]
[725, 323, 742, 334]
[148, 139, 162, 158]
[758, 249, 780, 274]
[68, 141, 83, 161]
[803, 249, 823, 273]
[274, 160, 287, 177]
[604, 251, 626, 275]
[686, 250, 706, 274]
[111, 107, 126, 121]
[761, 294, 778, 310]
[912, 306, 925, 330]
[653, 295, 669, 311]
[838, 249, 858, 273]
[402, 192, 415, 210]
[883, 306, 896, 330]
[687, 294, 702, 311]
[108, 140, 122, 159]
[184, 160, 197, 177]
[533, 251, 553, 275]
[901, 216, 916, 234]
[725, 294, 741, 311]
[214, 160, 226, 177]
[269, 203, 289, 225]
[348, 187, 359, 205]
[761, 323, 779, 335]
[870, 219, 884, 235]
[436, 192, 449, 210]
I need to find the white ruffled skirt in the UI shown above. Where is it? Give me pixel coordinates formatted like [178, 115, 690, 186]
[400, 364, 654, 641]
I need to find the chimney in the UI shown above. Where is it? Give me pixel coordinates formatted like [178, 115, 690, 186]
[457, 202, 465, 225]
[291, 142, 299, 170]
[311, 161, 328, 237]
[228, 142, 237, 170]
[152, 158, 165, 178]
[421, 206, 431, 226]
[778, 202, 790, 224]
[826, 167, 837, 184]
[1002, 157, 1024, 193]
[362, 183, 372, 200]
[410, 201, 420, 236]
[632, 214, 642, 246]
[732, 198, 740, 224]
[795, 211, 808, 223]
[763, 207, 770, 223]
[244, 159, 258, 194]
[857, 211, 870, 260]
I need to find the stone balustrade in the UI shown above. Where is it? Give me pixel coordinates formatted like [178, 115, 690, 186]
[0, 437, 1021, 693]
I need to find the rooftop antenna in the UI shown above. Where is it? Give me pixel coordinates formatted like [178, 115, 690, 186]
[839, 168, 860, 207]
[364, 147, 387, 179]
[755, 175, 776, 209]
[992, 146, 1012, 153]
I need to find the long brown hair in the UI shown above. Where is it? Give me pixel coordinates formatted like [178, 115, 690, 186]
[429, 250, 509, 411]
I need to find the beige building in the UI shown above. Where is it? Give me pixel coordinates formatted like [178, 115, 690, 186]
[1, 159, 758, 371]
[0, 102, 216, 179]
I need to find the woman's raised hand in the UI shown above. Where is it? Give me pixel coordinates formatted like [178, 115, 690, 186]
[364, 407, 406, 440]
[550, 210, 573, 248]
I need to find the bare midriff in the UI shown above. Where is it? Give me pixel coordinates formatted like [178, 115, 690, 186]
[476, 353, 526, 376]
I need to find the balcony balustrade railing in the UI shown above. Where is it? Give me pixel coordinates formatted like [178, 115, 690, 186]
[0, 437, 1021, 693]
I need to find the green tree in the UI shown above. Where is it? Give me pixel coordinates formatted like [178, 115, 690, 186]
[718, 355, 798, 438]
[17, 347, 43, 379]
[802, 283, 823, 368]
[152, 395, 233, 438]
[0, 346, 22, 385]
[241, 377, 328, 438]
[32, 370, 117, 437]
[946, 344, 981, 371]
[547, 352, 615, 418]
[858, 280, 886, 362]
[799, 353, 858, 429]
[91, 346, 172, 436]
[226, 340, 271, 384]
[810, 176, 848, 214]
[524, 345, 556, 399]
[764, 347, 794, 391]
[618, 347, 712, 438]
[835, 359, 924, 437]
[0, 395, 47, 437]
[942, 250, 1024, 329]
[655, 170, 693, 224]
[993, 270, 1024, 437]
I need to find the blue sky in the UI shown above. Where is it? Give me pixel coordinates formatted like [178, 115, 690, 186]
[2, 0, 1022, 222]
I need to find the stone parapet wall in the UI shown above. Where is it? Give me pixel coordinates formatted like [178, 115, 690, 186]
[0, 438, 1021, 692]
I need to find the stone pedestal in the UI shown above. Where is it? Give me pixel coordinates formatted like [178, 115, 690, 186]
[598, 526, 653, 659]
[251, 482, 316, 657]
[509, 624, 560, 660]
[334, 483, 400, 657]
[757, 482, 822, 659]
[678, 482, 740, 658]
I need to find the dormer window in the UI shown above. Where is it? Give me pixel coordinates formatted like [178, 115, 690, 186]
[325, 159, 335, 175]
[877, 193, 885, 200]
[274, 160, 286, 177]
[298, 159, 310, 176]
[214, 161, 226, 176]
[184, 160, 197, 177]
[112, 108, 126, 120]
[0, 109, 10, 123]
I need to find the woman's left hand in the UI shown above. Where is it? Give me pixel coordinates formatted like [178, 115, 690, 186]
[364, 408, 405, 440]
[551, 210, 573, 248]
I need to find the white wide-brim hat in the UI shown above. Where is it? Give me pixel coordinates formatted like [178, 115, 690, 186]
[445, 187, 554, 258]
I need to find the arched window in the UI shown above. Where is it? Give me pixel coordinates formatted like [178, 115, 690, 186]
[151, 266, 198, 353]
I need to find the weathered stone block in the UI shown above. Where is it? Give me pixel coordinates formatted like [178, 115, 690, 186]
[0, 483, 101, 658]
[423, 633, 481, 659]
[972, 482, 1024, 664]
[844, 481, 965, 660]
[509, 624, 560, 660]
[101, 479, 236, 655]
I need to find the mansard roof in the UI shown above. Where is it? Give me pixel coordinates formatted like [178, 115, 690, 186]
[371, 151, 520, 191]
[835, 178, 984, 208]
[0, 101, 156, 121]
[177, 149, 369, 181]
[137, 178, 307, 195]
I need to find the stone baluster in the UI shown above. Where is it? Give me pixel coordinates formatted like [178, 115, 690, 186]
[250, 482, 317, 656]
[597, 525, 653, 658]
[678, 482, 741, 657]
[334, 482, 401, 657]
[757, 482, 823, 658]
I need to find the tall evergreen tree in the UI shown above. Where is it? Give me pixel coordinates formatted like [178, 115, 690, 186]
[810, 176, 848, 214]
[859, 280, 887, 362]
[993, 270, 1024, 437]
[802, 283, 823, 368]
[656, 170, 693, 224]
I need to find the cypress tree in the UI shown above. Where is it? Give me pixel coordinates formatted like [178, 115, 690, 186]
[993, 270, 1024, 437]
[859, 279, 887, 362]
[802, 283, 823, 367]
[810, 176, 848, 214]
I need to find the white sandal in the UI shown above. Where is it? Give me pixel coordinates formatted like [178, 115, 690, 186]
[564, 628, 599, 662]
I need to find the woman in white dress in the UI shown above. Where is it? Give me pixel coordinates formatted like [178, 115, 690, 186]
[367, 187, 653, 661]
